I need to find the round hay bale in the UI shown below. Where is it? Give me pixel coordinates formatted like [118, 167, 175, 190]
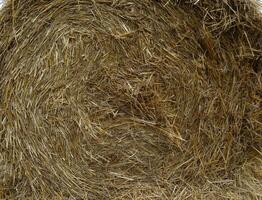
[0, 0, 261, 199]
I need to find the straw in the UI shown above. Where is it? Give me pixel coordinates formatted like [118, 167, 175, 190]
[0, 0, 261, 199]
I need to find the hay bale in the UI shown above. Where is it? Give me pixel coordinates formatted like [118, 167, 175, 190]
[0, 0, 261, 199]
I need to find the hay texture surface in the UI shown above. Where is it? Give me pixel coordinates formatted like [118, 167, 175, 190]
[0, 0, 262, 199]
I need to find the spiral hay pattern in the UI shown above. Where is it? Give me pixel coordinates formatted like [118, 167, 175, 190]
[0, 0, 261, 199]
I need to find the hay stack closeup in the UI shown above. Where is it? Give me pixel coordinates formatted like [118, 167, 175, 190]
[0, 0, 261, 199]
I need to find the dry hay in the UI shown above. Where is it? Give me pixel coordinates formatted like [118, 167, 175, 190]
[0, 0, 261, 199]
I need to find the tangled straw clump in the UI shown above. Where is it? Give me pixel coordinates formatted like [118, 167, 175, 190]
[0, 0, 261, 199]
